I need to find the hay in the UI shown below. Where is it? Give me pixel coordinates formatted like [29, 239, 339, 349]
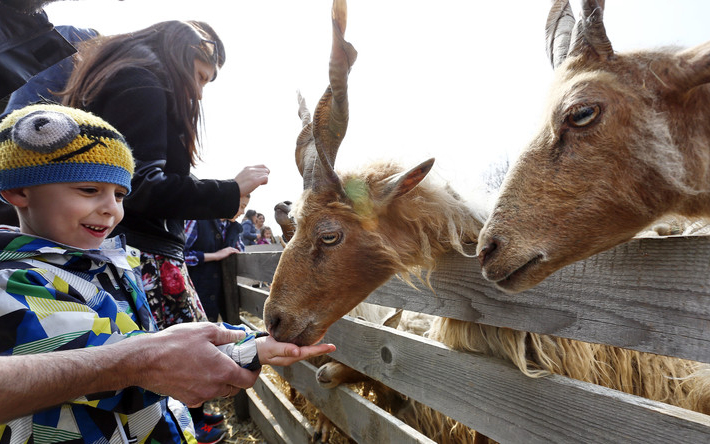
[204, 396, 265, 444]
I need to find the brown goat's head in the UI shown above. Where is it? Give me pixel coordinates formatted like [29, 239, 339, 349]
[264, 158, 437, 345]
[478, 0, 710, 293]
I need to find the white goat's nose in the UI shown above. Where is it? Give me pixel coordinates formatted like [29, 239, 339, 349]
[478, 236, 500, 267]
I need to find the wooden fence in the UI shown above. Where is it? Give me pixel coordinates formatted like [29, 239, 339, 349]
[221, 234, 710, 443]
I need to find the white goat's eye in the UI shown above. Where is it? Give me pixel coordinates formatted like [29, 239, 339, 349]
[320, 232, 341, 245]
[567, 105, 600, 128]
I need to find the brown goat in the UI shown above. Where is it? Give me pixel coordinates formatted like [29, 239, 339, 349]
[263, 0, 480, 347]
[477, 0, 710, 293]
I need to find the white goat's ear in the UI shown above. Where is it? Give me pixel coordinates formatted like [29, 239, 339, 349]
[381, 158, 435, 201]
[674, 41, 710, 91]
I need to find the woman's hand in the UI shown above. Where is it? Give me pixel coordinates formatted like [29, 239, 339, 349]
[235, 165, 270, 197]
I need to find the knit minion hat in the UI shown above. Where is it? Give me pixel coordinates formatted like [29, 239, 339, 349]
[0, 103, 134, 197]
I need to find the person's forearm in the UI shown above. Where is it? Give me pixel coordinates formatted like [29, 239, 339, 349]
[0, 323, 260, 422]
[0, 344, 132, 422]
[203, 251, 226, 262]
[201, 251, 217, 262]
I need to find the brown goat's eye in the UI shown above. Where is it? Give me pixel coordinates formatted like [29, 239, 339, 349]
[567, 105, 600, 128]
[320, 232, 342, 246]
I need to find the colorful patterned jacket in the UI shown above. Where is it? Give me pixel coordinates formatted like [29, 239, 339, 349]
[0, 229, 196, 444]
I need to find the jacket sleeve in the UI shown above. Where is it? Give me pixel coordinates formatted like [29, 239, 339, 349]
[183, 220, 204, 266]
[0, 265, 166, 414]
[216, 323, 263, 370]
[89, 67, 241, 220]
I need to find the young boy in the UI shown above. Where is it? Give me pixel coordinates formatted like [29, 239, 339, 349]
[0, 104, 334, 443]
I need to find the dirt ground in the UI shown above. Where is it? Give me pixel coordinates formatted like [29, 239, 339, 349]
[204, 396, 266, 444]
[204, 366, 353, 444]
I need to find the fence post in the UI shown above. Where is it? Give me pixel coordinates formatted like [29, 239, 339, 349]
[221, 253, 249, 420]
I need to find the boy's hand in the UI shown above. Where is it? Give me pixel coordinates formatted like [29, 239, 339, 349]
[256, 336, 336, 366]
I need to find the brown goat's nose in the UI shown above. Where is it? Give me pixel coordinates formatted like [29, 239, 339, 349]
[264, 313, 281, 337]
[478, 238, 499, 266]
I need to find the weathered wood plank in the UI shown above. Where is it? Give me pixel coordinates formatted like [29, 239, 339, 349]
[365, 235, 710, 364]
[221, 254, 240, 325]
[323, 315, 710, 444]
[247, 387, 290, 444]
[271, 360, 435, 444]
[229, 236, 710, 364]
[234, 251, 281, 282]
[220, 255, 250, 420]
[252, 374, 314, 444]
[238, 283, 268, 319]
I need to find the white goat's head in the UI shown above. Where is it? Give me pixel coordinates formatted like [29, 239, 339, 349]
[478, 0, 710, 293]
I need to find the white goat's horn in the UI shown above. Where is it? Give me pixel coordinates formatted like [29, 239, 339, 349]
[567, 0, 614, 61]
[545, 0, 575, 68]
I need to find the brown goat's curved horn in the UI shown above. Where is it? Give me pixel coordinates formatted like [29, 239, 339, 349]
[305, 0, 358, 193]
[295, 91, 314, 178]
[567, 0, 614, 61]
[545, 0, 576, 68]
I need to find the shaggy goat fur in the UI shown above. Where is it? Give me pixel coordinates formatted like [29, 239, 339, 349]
[431, 319, 710, 413]
[293, 159, 482, 280]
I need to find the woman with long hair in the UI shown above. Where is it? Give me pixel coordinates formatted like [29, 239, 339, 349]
[62, 21, 270, 443]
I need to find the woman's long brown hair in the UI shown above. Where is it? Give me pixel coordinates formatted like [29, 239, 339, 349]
[62, 20, 225, 166]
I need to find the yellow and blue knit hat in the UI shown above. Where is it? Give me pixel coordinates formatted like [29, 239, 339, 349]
[0, 103, 134, 196]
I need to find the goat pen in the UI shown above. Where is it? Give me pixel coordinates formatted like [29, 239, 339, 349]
[220, 233, 710, 443]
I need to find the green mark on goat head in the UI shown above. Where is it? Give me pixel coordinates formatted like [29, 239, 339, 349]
[343, 178, 377, 229]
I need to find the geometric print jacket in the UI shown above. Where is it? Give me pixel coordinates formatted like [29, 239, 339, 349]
[0, 229, 196, 444]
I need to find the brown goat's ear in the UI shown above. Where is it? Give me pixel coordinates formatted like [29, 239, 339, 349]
[672, 41, 710, 91]
[381, 158, 435, 201]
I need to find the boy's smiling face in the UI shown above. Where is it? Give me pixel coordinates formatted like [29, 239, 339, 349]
[2, 181, 127, 249]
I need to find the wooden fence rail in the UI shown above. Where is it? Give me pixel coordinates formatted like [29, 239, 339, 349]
[222, 234, 710, 443]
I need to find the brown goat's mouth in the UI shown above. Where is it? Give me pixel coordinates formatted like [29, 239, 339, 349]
[291, 325, 327, 347]
[492, 254, 544, 293]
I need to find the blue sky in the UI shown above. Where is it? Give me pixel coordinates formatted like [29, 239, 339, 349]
[45, 1, 710, 234]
